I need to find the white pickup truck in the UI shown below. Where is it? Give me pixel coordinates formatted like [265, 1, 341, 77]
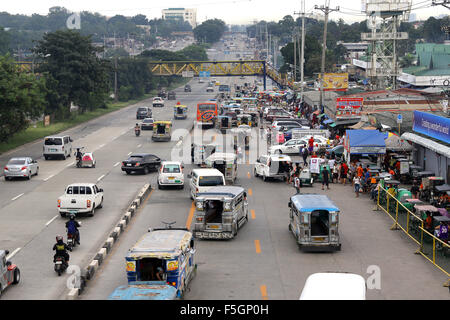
[57, 183, 104, 217]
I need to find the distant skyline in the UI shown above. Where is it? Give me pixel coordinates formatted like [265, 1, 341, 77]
[0, 0, 447, 25]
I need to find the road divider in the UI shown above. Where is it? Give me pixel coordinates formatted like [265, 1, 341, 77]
[255, 240, 261, 253]
[251, 210, 256, 220]
[11, 193, 24, 201]
[43, 174, 55, 182]
[97, 174, 105, 182]
[45, 215, 59, 226]
[6, 247, 21, 260]
[114, 162, 120, 167]
[65, 183, 152, 299]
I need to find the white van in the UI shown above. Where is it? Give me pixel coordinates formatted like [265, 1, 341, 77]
[299, 273, 366, 300]
[188, 168, 225, 200]
[43, 135, 73, 160]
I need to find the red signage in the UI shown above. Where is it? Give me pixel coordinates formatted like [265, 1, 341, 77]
[336, 97, 363, 118]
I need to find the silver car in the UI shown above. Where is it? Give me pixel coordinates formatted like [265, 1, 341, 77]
[4, 157, 39, 180]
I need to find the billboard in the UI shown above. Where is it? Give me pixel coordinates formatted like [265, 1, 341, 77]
[413, 111, 450, 144]
[336, 97, 363, 119]
[319, 73, 348, 91]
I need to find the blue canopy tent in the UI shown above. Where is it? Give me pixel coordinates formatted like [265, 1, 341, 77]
[344, 129, 386, 165]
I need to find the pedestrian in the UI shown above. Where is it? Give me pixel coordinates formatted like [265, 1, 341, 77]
[308, 136, 314, 154]
[353, 175, 361, 197]
[332, 162, 339, 183]
[302, 146, 309, 166]
[322, 166, 330, 190]
[341, 162, 348, 185]
[294, 175, 301, 194]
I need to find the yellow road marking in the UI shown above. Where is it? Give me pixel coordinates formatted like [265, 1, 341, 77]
[247, 172, 251, 178]
[254, 240, 261, 253]
[260, 285, 268, 300]
[251, 209, 256, 220]
[248, 188, 253, 196]
[186, 201, 196, 230]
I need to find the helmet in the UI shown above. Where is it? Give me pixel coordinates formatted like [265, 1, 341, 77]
[56, 235, 63, 242]
[136, 123, 138, 126]
[69, 214, 75, 220]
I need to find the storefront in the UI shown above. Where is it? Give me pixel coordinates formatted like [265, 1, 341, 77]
[343, 129, 387, 166]
[401, 111, 450, 182]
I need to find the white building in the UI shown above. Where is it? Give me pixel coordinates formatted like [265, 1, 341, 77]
[162, 8, 197, 28]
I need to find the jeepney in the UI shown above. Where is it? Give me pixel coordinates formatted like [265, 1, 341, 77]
[152, 121, 172, 142]
[288, 194, 341, 252]
[108, 226, 196, 300]
[204, 153, 238, 184]
[217, 115, 232, 133]
[194, 186, 249, 240]
[173, 104, 188, 120]
[236, 114, 252, 127]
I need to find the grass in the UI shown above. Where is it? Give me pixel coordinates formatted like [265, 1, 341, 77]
[0, 78, 190, 155]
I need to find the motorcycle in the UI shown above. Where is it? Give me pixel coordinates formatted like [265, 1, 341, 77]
[74, 147, 84, 168]
[67, 233, 76, 251]
[54, 256, 68, 276]
[135, 128, 141, 137]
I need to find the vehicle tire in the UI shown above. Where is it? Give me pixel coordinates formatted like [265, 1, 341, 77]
[4, 176, 10, 181]
[158, 182, 162, 190]
[144, 167, 149, 175]
[88, 206, 95, 217]
[262, 175, 267, 182]
[60, 212, 66, 218]
[27, 172, 31, 180]
[62, 154, 66, 160]
[275, 149, 281, 154]
[233, 223, 238, 237]
[58, 269, 62, 276]
[98, 198, 103, 209]
[179, 184, 184, 190]
[13, 268, 20, 284]
[254, 168, 259, 177]
[92, 163, 96, 168]
[125, 171, 131, 175]
[35, 167, 39, 176]
[44, 156, 49, 161]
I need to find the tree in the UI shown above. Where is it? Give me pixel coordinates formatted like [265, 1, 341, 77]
[0, 27, 10, 54]
[193, 19, 227, 44]
[179, 44, 208, 61]
[34, 30, 111, 119]
[0, 55, 47, 142]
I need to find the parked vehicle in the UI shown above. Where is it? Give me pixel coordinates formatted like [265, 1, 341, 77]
[57, 183, 104, 217]
[288, 194, 341, 252]
[43, 135, 73, 160]
[194, 186, 249, 239]
[3, 157, 39, 180]
[0, 250, 20, 296]
[136, 106, 152, 120]
[121, 153, 161, 175]
[188, 168, 225, 200]
[158, 161, 184, 190]
[299, 273, 366, 300]
[108, 226, 196, 300]
[153, 97, 165, 108]
[204, 153, 238, 184]
[254, 154, 292, 181]
[140, 118, 154, 130]
[152, 121, 172, 142]
[270, 139, 306, 155]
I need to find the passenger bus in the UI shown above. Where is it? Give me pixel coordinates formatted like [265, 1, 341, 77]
[197, 102, 218, 129]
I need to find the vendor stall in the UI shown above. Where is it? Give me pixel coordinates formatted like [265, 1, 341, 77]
[343, 129, 386, 167]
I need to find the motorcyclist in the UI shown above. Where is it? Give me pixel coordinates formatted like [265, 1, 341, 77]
[65, 214, 81, 245]
[75, 147, 83, 166]
[53, 235, 70, 264]
[135, 123, 141, 136]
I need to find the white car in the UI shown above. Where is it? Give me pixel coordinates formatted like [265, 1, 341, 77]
[57, 183, 104, 217]
[4, 157, 39, 180]
[206, 86, 214, 92]
[158, 161, 184, 189]
[270, 139, 306, 154]
[254, 154, 292, 181]
[152, 97, 164, 107]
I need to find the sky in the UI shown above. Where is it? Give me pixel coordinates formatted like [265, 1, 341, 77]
[0, 0, 447, 25]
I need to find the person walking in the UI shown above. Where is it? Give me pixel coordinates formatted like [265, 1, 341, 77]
[322, 166, 330, 190]
[293, 175, 301, 194]
[353, 175, 361, 197]
[302, 146, 309, 166]
[341, 162, 348, 185]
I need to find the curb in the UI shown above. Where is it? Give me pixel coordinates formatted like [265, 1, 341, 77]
[65, 183, 151, 300]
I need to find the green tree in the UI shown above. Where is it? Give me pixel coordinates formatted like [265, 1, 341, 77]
[0, 27, 10, 54]
[34, 30, 111, 119]
[193, 19, 227, 44]
[0, 55, 47, 142]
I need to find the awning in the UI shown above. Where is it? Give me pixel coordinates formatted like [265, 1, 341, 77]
[345, 129, 386, 154]
[384, 132, 413, 152]
[401, 132, 450, 158]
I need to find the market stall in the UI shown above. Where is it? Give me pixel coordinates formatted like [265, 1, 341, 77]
[343, 129, 386, 166]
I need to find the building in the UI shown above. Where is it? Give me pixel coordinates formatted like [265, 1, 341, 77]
[162, 8, 197, 28]
[402, 111, 450, 183]
[398, 43, 450, 88]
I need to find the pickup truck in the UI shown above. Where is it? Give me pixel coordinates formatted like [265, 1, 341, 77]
[57, 183, 104, 217]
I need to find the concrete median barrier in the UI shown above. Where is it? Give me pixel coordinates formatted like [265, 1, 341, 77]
[65, 182, 153, 300]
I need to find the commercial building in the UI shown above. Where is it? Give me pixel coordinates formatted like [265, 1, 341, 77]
[162, 8, 197, 28]
[402, 111, 450, 182]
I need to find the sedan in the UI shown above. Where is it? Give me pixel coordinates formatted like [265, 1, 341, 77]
[140, 118, 154, 130]
[4, 157, 39, 180]
[121, 154, 161, 175]
[270, 139, 306, 155]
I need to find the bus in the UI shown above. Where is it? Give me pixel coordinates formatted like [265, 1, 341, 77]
[197, 102, 218, 129]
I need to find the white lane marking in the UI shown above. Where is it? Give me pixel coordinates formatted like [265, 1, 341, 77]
[11, 193, 24, 201]
[137, 144, 142, 148]
[127, 152, 132, 156]
[98, 143, 105, 149]
[97, 174, 105, 182]
[114, 162, 120, 167]
[44, 174, 55, 182]
[66, 162, 75, 167]
[6, 248, 21, 260]
[46, 215, 59, 226]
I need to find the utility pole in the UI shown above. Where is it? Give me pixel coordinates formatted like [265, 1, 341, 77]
[114, 57, 118, 102]
[293, 34, 297, 82]
[315, 1, 339, 111]
[294, 0, 306, 104]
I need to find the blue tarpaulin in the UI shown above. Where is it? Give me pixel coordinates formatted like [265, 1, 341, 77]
[345, 129, 386, 154]
[323, 119, 334, 124]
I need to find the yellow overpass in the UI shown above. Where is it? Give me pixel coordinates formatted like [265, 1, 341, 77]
[148, 60, 293, 89]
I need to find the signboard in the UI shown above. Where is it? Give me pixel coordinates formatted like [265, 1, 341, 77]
[397, 114, 403, 124]
[349, 146, 386, 154]
[199, 71, 210, 78]
[44, 115, 51, 127]
[318, 73, 348, 91]
[126, 261, 136, 272]
[182, 71, 194, 78]
[310, 158, 321, 174]
[291, 129, 330, 140]
[166, 260, 179, 271]
[336, 97, 363, 119]
[413, 111, 450, 144]
[400, 161, 409, 175]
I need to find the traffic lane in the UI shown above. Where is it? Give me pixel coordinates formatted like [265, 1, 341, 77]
[249, 173, 450, 299]
[79, 180, 193, 300]
[185, 165, 286, 300]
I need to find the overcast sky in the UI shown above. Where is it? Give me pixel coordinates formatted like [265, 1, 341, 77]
[0, 0, 445, 24]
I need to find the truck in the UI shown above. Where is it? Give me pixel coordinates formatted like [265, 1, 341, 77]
[57, 183, 104, 217]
